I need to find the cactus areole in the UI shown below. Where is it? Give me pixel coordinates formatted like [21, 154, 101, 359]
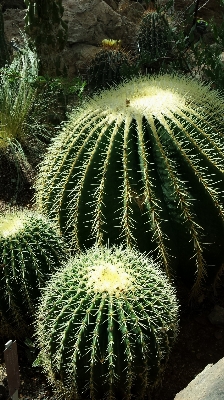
[34, 246, 179, 400]
[36, 74, 224, 292]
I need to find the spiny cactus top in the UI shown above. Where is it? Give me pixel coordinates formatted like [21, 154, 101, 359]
[36, 74, 224, 295]
[34, 245, 179, 400]
[0, 210, 68, 337]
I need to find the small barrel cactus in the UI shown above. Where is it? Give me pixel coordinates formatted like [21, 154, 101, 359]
[136, 11, 173, 64]
[0, 210, 68, 337]
[35, 74, 224, 296]
[34, 245, 179, 400]
[86, 47, 132, 90]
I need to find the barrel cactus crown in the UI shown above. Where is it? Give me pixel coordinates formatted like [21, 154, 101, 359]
[0, 210, 68, 337]
[36, 74, 224, 294]
[34, 245, 179, 400]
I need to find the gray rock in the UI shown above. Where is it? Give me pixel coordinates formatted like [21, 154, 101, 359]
[174, 357, 224, 400]
[208, 305, 224, 326]
[64, 43, 102, 75]
[64, 0, 136, 47]
[119, 2, 145, 24]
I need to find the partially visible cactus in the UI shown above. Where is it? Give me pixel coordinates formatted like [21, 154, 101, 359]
[87, 46, 132, 91]
[136, 11, 173, 64]
[0, 5, 10, 68]
[0, 210, 68, 338]
[34, 245, 179, 400]
[24, 0, 68, 76]
[35, 74, 224, 296]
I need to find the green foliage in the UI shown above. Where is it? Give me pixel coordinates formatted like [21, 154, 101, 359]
[24, 0, 68, 76]
[0, 35, 69, 195]
[0, 210, 68, 338]
[35, 74, 224, 296]
[159, 5, 224, 90]
[188, 18, 224, 91]
[87, 48, 133, 91]
[0, 5, 10, 68]
[33, 245, 179, 400]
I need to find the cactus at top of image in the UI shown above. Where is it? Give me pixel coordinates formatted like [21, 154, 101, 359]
[34, 245, 179, 400]
[35, 74, 224, 296]
[0, 210, 68, 338]
[136, 11, 174, 64]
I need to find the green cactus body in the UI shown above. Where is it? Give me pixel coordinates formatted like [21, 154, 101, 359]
[0, 210, 68, 337]
[87, 48, 132, 90]
[24, 0, 68, 76]
[136, 11, 173, 63]
[34, 246, 179, 400]
[0, 5, 10, 68]
[36, 74, 224, 294]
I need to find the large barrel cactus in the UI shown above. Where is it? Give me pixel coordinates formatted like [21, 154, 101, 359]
[0, 210, 68, 337]
[34, 245, 179, 400]
[36, 74, 224, 294]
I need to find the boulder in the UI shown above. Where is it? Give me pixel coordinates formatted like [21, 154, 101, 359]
[174, 357, 224, 400]
[63, 0, 136, 47]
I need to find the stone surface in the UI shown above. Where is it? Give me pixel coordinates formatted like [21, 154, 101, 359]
[174, 357, 224, 400]
[64, 43, 101, 75]
[208, 305, 224, 326]
[2, 0, 139, 76]
[63, 0, 136, 47]
[119, 2, 145, 24]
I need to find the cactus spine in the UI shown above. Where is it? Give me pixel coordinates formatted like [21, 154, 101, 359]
[0, 5, 10, 68]
[34, 245, 179, 400]
[0, 210, 68, 337]
[24, 0, 68, 76]
[35, 74, 224, 295]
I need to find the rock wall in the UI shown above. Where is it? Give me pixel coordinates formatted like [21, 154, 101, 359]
[2, 0, 144, 76]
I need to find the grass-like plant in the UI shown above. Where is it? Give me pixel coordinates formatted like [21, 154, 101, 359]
[0, 34, 68, 195]
[36, 74, 224, 296]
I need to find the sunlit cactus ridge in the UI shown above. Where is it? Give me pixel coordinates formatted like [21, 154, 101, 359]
[0, 210, 68, 337]
[34, 245, 179, 400]
[36, 74, 224, 294]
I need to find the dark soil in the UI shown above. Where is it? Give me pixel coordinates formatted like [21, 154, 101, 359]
[0, 0, 224, 399]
